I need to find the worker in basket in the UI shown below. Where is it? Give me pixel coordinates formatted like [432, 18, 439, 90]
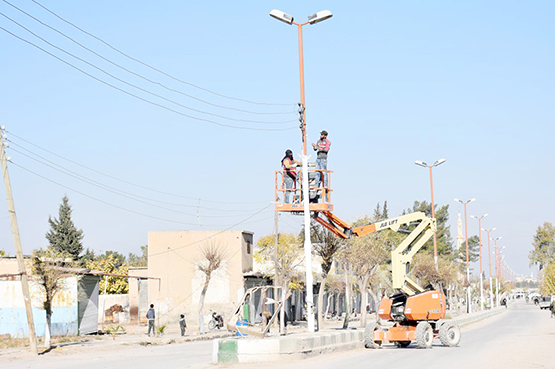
[281, 149, 301, 204]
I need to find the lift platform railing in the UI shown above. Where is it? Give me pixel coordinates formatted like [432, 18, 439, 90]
[274, 167, 333, 213]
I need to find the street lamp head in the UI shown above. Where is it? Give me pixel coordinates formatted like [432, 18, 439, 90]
[454, 198, 462, 204]
[433, 158, 446, 167]
[483, 214, 489, 218]
[270, 9, 294, 25]
[469, 198, 476, 203]
[470, 215, 477, 219]
[308, 10, 333, 25]
[414, 160, 428, 167]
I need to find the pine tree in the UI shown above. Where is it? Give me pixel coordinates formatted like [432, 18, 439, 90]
[382, 201, 389, 219]
[45, 195, 84, 260]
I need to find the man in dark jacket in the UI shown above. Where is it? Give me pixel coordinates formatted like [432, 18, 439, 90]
[179, 314, 187, 336]
[146, 304, 155, 336]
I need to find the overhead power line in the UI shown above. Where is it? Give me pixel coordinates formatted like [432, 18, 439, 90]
[6, 130, 268, 206]
[30, 0, 294, 107]
[0, 25, 296, 132]
[10, 161, 273, 227]
[2, 0, 297, 116]
[0, 12, 295, 125]
[9, 146, 259, 219]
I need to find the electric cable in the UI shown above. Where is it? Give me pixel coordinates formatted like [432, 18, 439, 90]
[0, 12, 295, 125]
[30, 0, 294, 107]
[0, 26, 296, 131]
[149, 203, 272, 257]
[10, 161, 273, 227]
[3, 0, 295, 116]
[9, 146, 259, 219]
[8, 141, 263, 215]
[6, 130, 269, 206]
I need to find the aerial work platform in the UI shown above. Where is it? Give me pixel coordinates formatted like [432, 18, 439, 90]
[274, 167, 333, 213]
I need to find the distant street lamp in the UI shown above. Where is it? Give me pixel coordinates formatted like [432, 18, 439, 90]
[492, 237, 502, 307]
[415, 158, 446, 269]
[454, 198, 475, 313]
[482, 227, 496, 309]
[470, 214, 488, 311]
[270, 9, 333, 334]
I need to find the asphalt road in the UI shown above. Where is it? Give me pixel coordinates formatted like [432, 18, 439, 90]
[2, 301, 553, 369]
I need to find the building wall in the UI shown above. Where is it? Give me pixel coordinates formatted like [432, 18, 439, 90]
[0, 277, 78, 337]
[147, 230, 253, 325]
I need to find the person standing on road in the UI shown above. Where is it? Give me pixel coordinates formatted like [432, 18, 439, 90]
[281, 149, 301, 204]
[179, 314, 187, 336]
[146, 304, 155, 337]
[311, 130, 331, 191]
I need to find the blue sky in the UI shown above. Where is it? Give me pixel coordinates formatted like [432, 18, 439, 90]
[1, 1, 553, 279]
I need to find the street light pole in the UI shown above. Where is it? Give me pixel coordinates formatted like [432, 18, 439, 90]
[454, 198, 475, 313]
[492, 237, 502, 307]
[415, 159, 446, 269]
[270, 9, 332, 333]
[482, 227, 496, 309]
[470, 214, 487, 311]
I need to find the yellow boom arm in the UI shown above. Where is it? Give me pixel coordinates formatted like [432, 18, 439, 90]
[313, 211, 436, 296]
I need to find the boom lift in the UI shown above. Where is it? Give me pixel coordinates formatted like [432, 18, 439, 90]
[315, 210, 460, 349]
[275, 168, 460, 348]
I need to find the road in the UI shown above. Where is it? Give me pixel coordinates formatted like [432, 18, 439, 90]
[2, 301, 553, 369]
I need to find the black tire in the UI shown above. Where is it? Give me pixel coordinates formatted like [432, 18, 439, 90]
[364, 323, 381, 349]
[208, 320, 216, 330]
[415, 321, 433, 349]
[439, 322, 461, 347]
[395, 341, 411, 348]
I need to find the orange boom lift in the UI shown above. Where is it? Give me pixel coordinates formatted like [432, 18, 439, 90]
[275, 173, 461, 349]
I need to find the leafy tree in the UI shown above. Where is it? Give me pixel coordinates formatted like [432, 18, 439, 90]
[45, 196, 84, 260]
[412, 252, 461, 290]
[300, 221, 343, 329]
[32, 248, 74, 348]
[456, 235, 480, 266]
[79, 248, 95, 267]
[97, 250, 126, 265]
[196, 241, 227, 334]
[255, 233, 303, 333]
[405, 200, 454, 256]
[86, 254, 129, 294]
[540, 263, 555, 295]
[345, 217, 390, 327]
[129, 245, 148, 267]
[529, 222, 555, 270]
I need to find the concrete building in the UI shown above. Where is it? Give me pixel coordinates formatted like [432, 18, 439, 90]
[147, 230, 253, 326]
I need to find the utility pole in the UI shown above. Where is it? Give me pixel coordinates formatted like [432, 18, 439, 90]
[0, 126, 38, 354]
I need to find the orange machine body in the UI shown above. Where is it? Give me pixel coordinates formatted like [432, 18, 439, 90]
[374, 290, 446, 343]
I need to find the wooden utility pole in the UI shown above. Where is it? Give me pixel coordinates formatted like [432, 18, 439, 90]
[0, 127, 38, 354]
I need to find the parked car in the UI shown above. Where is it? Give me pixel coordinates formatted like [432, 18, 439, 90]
[538, 296, 553, 310]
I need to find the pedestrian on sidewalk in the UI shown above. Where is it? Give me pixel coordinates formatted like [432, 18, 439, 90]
[146, 304, 155, 336]
[179, 314, 187, 336]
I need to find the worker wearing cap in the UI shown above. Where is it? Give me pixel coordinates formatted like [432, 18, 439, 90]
[312, 130, 331, 189]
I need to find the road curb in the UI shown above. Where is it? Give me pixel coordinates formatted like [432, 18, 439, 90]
[213, 308, 506, 364]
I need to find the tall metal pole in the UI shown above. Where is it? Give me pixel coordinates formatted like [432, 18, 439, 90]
[478, 218, 484, 311]
[297, 23, 307, 156]
[0, 128, 38, 354]
[463, 203, 471, 313]
[428, 166, 438, 269]
[472, 215, 487, 311]
[296, 22, 314, 332]
[493, 238, 499, 307]
[484, 229, 495, 309]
